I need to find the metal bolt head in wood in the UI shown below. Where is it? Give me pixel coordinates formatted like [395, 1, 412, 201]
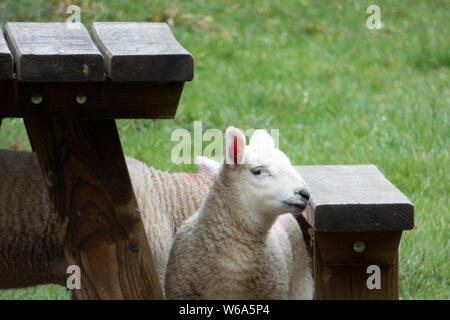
[31, 94, 43, 104]
[353, 240, 366, 253]
[76, 94, 87, 104]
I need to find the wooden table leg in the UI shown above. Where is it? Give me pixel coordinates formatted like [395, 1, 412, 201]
[313, 231, 401, 299]
[24, 119, 163, 300]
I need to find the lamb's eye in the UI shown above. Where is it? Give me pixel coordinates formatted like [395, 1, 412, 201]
[250, 166, 264, 176]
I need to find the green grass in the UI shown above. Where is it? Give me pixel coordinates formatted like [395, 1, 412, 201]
[0, 0, 448, 300]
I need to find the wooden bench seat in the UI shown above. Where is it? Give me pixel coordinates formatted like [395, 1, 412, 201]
[296, 165, 414, 299]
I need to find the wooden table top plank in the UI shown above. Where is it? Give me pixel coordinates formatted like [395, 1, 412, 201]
[5, 22, 104, 82]
[0, 27, 13, 80]
[91, 22, 193, 82]
[296, 164, 414, 232]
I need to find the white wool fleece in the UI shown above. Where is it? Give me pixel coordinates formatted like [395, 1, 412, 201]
[165, 128, 314, 299]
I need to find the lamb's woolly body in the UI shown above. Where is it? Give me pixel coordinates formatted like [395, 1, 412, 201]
[166, 174, 312, 299]
[126, 156, 212, 286]
[0, 150, 212, 289]
[165, 128, 313, 300]
[0, 150, 65, 288]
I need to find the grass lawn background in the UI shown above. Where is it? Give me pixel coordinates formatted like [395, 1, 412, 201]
[0, 0, 448, 299]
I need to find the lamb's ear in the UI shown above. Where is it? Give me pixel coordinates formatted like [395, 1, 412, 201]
[250, 129, 274, 148]
[225, 126, 245, 167]
[195, 156, 220, 175]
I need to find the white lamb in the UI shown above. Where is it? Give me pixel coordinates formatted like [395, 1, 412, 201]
[165, 127, 314, 299]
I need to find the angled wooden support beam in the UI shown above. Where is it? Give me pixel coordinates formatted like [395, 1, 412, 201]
[295, 165, 414, 300]
[4, 22, 167, 300]
[25, 119, 163, 300]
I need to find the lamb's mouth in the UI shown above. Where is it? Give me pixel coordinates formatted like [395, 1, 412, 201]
[282, 200, 308, 211]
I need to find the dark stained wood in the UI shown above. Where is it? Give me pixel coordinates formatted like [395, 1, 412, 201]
[296, 165, 414, 231]
[24, 119, 163, 299]
[5, 23, 104, 82]
[295, 212, 314, 258]
[313, 231, 400, 299]
[295, 165, 412, 299]
[0, 29, 13, 79]
[2, 21, 193, 299]
[315, 231, 402, 266]
[0, 80, 15, 113]
[91, 22, 193, 82]
[0, 80, 184, 119]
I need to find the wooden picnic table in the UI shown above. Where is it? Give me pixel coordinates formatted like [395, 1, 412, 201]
[0, 22, 193, 299]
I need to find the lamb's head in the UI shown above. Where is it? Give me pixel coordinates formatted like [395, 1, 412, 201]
[196, 127, 310, 219]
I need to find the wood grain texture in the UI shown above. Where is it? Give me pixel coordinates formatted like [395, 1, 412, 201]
[0, 28, 13, 79]
[0, 79, 14, 112]
[91, 22, 193, 82]
[313, 231, 400, 300]
[24, 119, 163, 299]
[296, 165, 414, 231]
[5, 23, 104, 82]
[0, 80, 183, 119]
[295, 213, 314, 258]
[315, 231, 402, 266]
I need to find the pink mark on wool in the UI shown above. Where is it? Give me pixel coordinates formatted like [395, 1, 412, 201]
[183, 173, 213, 183]
[127, 157, 145, 169]
[272, 219, 286, 250]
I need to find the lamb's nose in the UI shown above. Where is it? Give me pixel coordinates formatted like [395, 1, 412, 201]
[295, 188, 310, 201]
